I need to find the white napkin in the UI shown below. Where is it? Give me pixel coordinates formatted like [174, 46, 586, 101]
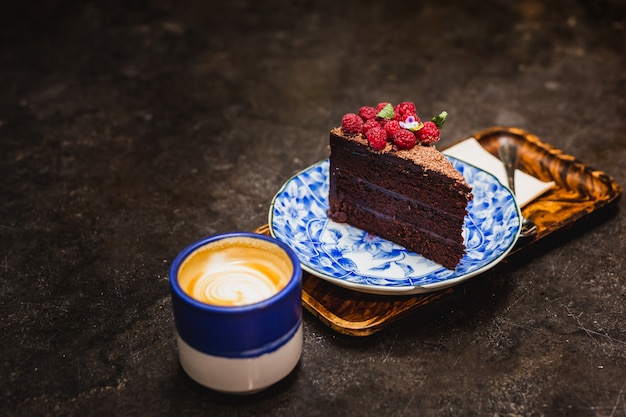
[443, 138, 555, 207]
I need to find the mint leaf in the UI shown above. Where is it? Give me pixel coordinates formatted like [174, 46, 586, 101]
[376, 103, 394, 119]
[432, 111, 448, 128]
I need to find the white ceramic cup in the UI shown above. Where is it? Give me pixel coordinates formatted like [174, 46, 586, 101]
[169, 232, 303, 394]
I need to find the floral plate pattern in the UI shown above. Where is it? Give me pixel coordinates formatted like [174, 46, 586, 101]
[268, 158, 521, 295]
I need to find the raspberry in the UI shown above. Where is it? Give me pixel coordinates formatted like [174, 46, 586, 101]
[361, 118, 381, 134]
[358, 106, 377, 121]
[392, 129, 417, 150]
[341, 113, 363, 134]
[384, 120, 402, 137]
[394, 101, 417, 118]
[365, 127, 387, 151]
[417, 121, 441, 144]
[376, 102, 390, 112]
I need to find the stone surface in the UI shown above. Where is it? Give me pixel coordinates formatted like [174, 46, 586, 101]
[1, 0, 625, 416]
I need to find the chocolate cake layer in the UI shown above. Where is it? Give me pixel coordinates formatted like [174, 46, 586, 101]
[327, 128, 472, 269]
[331, 173, 465, 240]
[336, 203, 464, 270]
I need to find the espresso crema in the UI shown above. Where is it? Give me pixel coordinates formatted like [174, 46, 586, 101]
[177, 236, 293, 306]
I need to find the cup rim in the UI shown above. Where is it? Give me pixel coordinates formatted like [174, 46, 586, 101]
[169, 232, 302, 313]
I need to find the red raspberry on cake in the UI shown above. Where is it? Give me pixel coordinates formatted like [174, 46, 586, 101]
[394, 101, 417, 119]
[365, 127, 388, 151]
[417, 121, 441, 144]
[384, 120, 402, 137]
[361, 118, 381, 134]
[358, 106, 377, 121]
[392, 129, 417, 149]
[341, 113, 363, 135]
[376, 102, 391, 112]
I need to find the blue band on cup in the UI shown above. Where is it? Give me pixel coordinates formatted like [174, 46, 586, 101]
[170, 232, 303, 358]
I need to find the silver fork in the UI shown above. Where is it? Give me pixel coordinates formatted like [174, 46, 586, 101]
[497, 137, 538, 238]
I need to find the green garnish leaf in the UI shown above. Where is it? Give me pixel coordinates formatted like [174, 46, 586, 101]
[432, 111, 448, 128]
[376, 103, 394, 119]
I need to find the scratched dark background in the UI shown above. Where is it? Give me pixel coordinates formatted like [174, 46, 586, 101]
[1, 0, 625, 416]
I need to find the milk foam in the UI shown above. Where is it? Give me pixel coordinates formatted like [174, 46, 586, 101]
[178, 237, 293, 306]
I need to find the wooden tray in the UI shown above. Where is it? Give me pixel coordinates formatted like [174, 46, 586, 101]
[256, 126, 622, 336]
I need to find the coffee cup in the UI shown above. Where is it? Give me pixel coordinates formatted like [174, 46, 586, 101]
[169, 232, 303, 394]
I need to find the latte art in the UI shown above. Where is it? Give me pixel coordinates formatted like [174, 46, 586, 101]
[188, 259, 285, 306]
[178, 237, 293, 306]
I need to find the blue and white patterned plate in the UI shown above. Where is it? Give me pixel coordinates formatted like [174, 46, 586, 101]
[268, 158, 521, 295]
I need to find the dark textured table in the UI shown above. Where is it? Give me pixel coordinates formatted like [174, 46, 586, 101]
[2, 0, 625, 416]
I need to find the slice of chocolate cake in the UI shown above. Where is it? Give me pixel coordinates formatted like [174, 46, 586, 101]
[327, 102, 473, 269]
